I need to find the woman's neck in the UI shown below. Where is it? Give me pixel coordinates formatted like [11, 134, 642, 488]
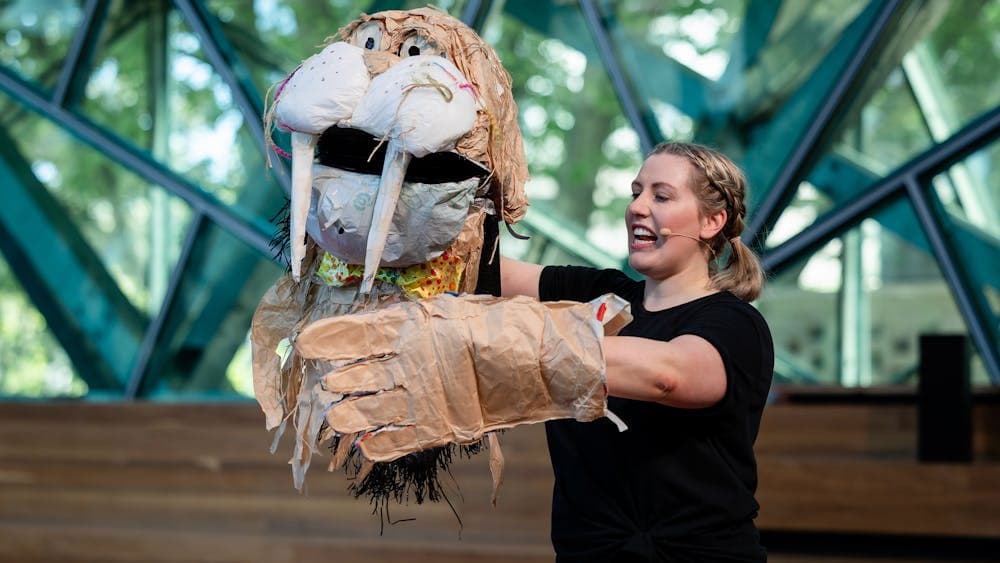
[642, 268, 716, 311]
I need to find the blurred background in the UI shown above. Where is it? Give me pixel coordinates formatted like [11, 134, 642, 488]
[0, 0, 997, 561]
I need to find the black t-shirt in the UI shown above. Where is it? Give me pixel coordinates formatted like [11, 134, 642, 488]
[538, 266, 774, 563]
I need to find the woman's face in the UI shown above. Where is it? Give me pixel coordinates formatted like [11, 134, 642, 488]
[625, 153, 710, 280]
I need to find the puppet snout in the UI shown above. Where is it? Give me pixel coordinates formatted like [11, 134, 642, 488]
[362, 49, 402, 76]
[275, 42, 371, 135]
[349, 55, 478, 157]
[274, 41, 371, 281]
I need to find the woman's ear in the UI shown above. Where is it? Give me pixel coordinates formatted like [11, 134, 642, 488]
[700, 209, 727, 240]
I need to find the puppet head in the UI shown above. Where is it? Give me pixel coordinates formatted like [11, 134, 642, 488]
[265, 6, 527, 290]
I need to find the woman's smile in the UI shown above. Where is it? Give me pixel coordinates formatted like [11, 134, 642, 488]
[629, 224, 659, 250]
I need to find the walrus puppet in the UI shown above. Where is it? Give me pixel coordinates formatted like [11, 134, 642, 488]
[251, 7, 629, 516]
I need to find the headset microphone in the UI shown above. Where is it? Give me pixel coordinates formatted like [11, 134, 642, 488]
[658, 227, 700, 242]
[658, 228, 717, 257]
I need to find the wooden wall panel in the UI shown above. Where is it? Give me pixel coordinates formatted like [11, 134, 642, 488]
[1, 401, 998, 562]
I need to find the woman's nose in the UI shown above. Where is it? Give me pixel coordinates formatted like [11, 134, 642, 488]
[627, 193, 649, 216]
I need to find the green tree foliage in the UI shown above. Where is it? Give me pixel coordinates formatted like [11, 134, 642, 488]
[0, 1, 996, 396]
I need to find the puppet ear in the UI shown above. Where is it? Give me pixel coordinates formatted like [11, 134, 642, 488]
[494, 92, 529, 224]
[448, 24, 528, 225]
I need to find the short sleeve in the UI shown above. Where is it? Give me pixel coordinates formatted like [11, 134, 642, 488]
[539, 266, 642, 303]
[678, 300, 774, 414]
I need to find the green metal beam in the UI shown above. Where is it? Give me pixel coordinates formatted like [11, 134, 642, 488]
[741, 0, 909, 247]
[715, 0, 782, 109]
[906, 176, 1000, 382]
[761, 104, 1000, 287]
[809, 152, 1000, 295]
[731, 0, 867, 123]
[0, 68, 276, 256]
[135, 171, 282, 396]
[741, 0, 783, 69]
[0, 125, 145, 391]
[52, 0, 110, 108]
[504, 0, 709, 125]
[172, 0, 283, 181]
[461, 0, 493, 29]
[580, 0, 660, 152]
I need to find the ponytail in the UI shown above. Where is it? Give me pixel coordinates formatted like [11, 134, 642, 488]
[711, 236, 765, 302]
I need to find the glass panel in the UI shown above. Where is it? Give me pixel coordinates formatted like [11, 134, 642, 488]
[767, 152, 879, 249]
[833, 67, 933, 177]
[609, 0, 744, 82]
[485, 3, 643, 266]
[77, 3, 280, 223]
[602, 0, 744, 137]
[764, 181, 833, 249]
[903, 1, 1000, 137]
[12, 115, 192, 313]
[605, 0, 865, 138]
[929, 145, 1000, 383]
[930, 139, 1000, 238]
[10, 114, 193, 314]
[207, 0, 385, 94]
[0, 1, 82, 88]
[821, 1, 1000, 200]
[0, 253, 86, 399]
[75, 3, 155, 156]
[758, 195, 988, 387]
[226, 329, 253, 398]
[141, 221, 282, 399]
[759, 238, 840, 385]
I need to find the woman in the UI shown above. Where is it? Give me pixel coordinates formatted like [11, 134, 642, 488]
[501, 142, 774, 562]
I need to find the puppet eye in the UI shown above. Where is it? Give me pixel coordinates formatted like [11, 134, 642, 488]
[399, 34, 443, 57]
[352, 22, 383, 51]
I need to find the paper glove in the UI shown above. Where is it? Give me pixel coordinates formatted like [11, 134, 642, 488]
[294, 293, 631, 463]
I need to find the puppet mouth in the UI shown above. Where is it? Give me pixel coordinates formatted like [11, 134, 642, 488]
[316, 127, 490, 184]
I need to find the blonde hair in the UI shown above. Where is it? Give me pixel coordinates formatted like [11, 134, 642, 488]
[648, 141, 765, 301]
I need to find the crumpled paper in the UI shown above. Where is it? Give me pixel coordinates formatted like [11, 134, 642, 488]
[307, 165, 478, 268]
[295, 293, 632, 462]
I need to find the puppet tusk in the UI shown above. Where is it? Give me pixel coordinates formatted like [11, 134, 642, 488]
[360, 140, 410, 294]
[289, 131, 318, 281]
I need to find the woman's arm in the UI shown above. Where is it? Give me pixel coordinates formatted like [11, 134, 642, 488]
[603, 334, 727, 409]
[499, 258, 724, 408]
[499, 256, 544, 299]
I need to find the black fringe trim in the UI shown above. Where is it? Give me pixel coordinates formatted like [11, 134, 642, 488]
[269, 197, 291, 272]
[332, 437, 488, 531]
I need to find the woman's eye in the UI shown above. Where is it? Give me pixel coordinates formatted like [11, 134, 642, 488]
[399, 34, 443, 57]
[352, 22, 383, 51]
